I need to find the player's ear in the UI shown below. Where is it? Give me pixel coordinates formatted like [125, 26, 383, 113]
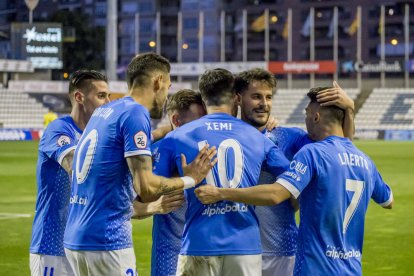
[170, 113, 180, 128]
[74, 90, 84, 104]
[314, 111, 320, 124]
[153, 74, 162, 93]
[236, 93, 242, 106]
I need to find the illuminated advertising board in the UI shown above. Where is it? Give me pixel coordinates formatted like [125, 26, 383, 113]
[11, 22, 63, 69]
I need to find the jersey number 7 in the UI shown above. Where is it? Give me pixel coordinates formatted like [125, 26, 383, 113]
[343, 179, 365, 234]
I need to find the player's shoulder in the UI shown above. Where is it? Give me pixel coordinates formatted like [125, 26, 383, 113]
[271, 126, 308, 138]
[43, 115, 74, 135]
[110, 97, 148, 115]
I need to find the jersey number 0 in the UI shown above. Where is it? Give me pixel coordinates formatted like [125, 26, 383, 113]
[198, 139, 244, 189]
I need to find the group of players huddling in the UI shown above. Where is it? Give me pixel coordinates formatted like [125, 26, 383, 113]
[29, 52, 393, 276]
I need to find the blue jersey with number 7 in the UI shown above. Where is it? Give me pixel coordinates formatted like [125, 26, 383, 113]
[64, 97, 152, 251]
[276, 136, 393, 275]
[161, 113, 290, 256]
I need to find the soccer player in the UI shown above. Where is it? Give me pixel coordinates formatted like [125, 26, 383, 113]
[29, 70, 111, 276]
[196, 87, 394, 275]
[159, 68, 290, 276]
[132, 89, 206, 276]
[234, 68, 356, 276]
[63, 53, 216, 276]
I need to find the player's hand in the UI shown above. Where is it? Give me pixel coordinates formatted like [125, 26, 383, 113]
[156, 190, 185, 214]
[181, 145, 217, 184]
[316, 81, 355, 111]
[265, 116, 279, 131]
[195, 184, 222, 204]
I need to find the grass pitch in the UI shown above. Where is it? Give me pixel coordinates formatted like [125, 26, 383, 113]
[0, 140, 413, 275]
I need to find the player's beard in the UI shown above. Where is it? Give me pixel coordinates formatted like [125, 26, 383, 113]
[150, 98, 164, 119]
[243, 108, 270, 128]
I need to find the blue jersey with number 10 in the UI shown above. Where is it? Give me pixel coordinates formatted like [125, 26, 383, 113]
[162, 113, 290, 256]
[277, 136, 393, 275]
[64, 97, 152, 251]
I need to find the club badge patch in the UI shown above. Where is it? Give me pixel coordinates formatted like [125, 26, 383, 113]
[57, 135, 71, 147]
[134, 131, 147, 149]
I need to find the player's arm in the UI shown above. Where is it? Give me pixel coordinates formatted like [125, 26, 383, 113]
[371, 168, 394, 210]
[132, 190, 185, 219]
[60, 149, 74, 174]
[151, 124, 173, 142]
[195, 182, 292, 206]
[127, 145, 217, 202]
[316, 81, 355, 140]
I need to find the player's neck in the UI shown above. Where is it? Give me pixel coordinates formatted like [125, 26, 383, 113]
[206, 105, 234, 115]
[313, 125, 344, 141]
[70, 106, 87, 131]
[128, 89, 153, 111]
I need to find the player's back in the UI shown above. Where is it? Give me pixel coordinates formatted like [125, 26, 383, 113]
[30, 115, 82, 256]
[64, 97, 151, 251]
[294, 136, 392, 275]
[167, 112, 288, 256]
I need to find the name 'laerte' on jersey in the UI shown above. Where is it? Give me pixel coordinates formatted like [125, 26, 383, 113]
[64, 97, 152, 251]
[30, 115, 82, 256]
[255, 127, 312, 257]
[277, 136, 393, 275]
[161, 113, 290, 256]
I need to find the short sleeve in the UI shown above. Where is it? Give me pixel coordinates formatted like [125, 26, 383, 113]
[371, 167, 393, 207]
[152, 135, 177, 178]
[41, 120, 77, 165]
[263, 137, 290, 177]
[276, 147, 315, 199]
[121, 105, 152, 157]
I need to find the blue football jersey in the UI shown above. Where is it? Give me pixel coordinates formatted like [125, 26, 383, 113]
[255, 127, 311, 256]
[64, 97, 152, 251]
[151, 139, 185, 276]
[30, 115, 82, 256]
[277, 136, 393, 275]
[161, 113, 289, 256]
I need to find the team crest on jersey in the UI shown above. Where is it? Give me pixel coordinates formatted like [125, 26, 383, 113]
[134, 131, 147, 149]
[57, 135, 71, 146]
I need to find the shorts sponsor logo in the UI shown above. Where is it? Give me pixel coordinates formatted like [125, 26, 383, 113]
[134, 131, 147, 149]
[325, 245, 361, 260]
[202, 202, 248, 217]
[57, 135, 71, 146]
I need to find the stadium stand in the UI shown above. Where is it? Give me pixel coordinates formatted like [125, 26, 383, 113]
[355, 88, 414, 130]
[272, 88, 361, 129]
[0, 89, 48, 128]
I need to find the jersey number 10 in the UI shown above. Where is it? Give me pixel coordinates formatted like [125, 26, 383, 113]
[198, 139, 244, 189]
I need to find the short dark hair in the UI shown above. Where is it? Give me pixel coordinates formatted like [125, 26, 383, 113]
[166, 89, 204, 114]
[234, 68, 277, 94]
[307, 87, 345, 124]
[198, 68, 235, 106]
[68, 70, 107, 94]
[126, 52, 171, 89]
